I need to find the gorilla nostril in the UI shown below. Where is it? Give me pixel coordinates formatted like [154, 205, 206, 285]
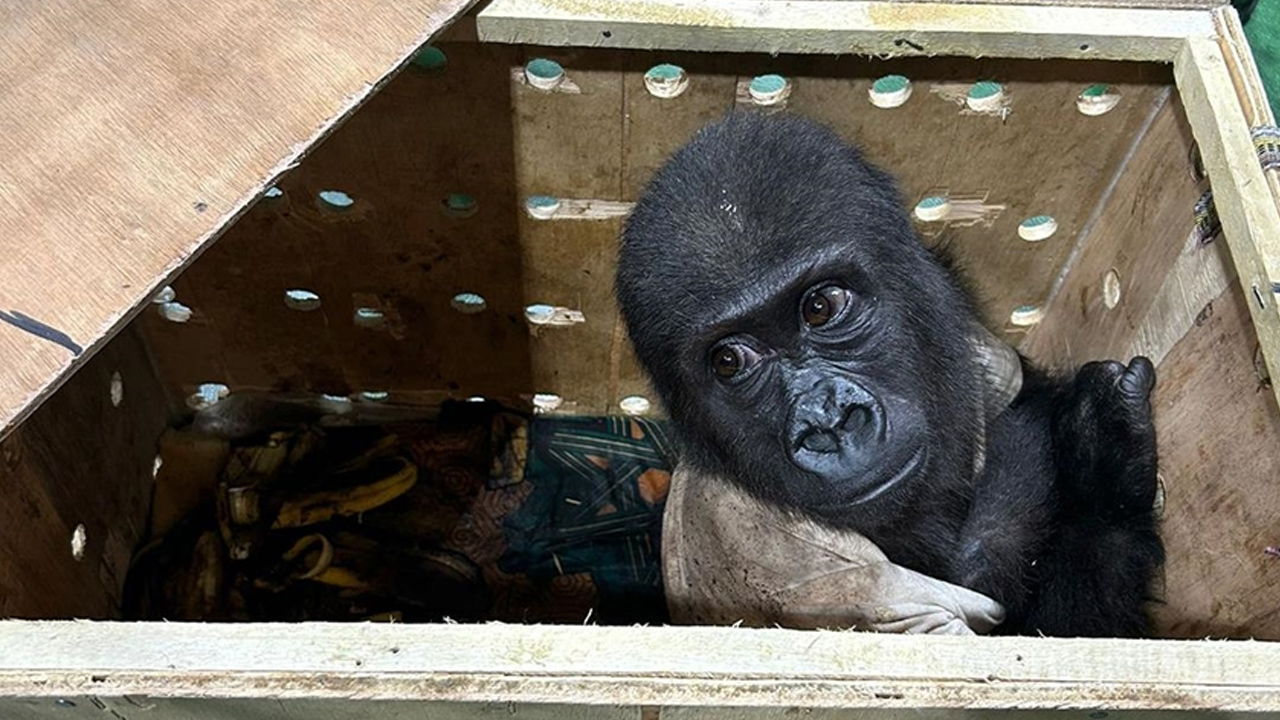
[842, 404, 876, 438]
[800, 430, 840, 454]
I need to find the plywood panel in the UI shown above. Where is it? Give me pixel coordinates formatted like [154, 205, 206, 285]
[1021, 93, 1204, 366]
[0, 326, 169, 619]
[0, 0, 478, 443]
[1149, 284, 1280, 640]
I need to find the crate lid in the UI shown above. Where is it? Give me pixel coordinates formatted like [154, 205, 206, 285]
[0, 0, 476, 441]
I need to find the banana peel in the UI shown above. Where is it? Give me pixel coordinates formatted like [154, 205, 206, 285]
[272, 455, 418, 530]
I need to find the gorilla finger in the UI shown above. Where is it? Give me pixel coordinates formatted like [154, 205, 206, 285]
[1120, 357, 1156, 399]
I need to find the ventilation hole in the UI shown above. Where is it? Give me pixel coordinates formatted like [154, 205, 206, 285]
[869, 74, 912, 108]
[284, 289, 322, 311]
[158, 301, 193, 323]
[525, 58, 565, 90]
[70, 524, 87, 562]
[644, 64, 689, 99]
[452, 292, 487, 314]
[264, 186, 284, 199]
[151, 286, 176, 304]
[525, 195, 561, 219]
[619, 395, 652, 415]
[467, 395, 487, 403]
[1009, 305, 1044, 327]
[1103, 269, 1122, 309]
[319, 394, 354, 414]
[359, 391, 389, 402]
[411, 45, 448, 72]
[186, 382, 230, 410]
[318, 190, 355, 210]
[354, 307, 386, 327]
[110, 372, 124, 407]
[914, 196, 951, 222]
[1018, 215, 1058, 242]
[966, 81, 1004, 112]
[1077, 84, 1122, 116]
[524, 303, 557, 324]
[443, 193, 478, 218]
[532, 393, 563, 413]
[748, 74, 790, 105]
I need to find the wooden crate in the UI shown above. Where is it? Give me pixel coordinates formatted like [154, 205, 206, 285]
[4, 0, 1280, 715]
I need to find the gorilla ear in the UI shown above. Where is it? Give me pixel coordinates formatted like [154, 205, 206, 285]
[971, 325, 1023, 419]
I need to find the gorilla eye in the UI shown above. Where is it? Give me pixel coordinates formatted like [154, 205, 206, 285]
[710, 342, 761, 380]
[802, 285, 852, 327]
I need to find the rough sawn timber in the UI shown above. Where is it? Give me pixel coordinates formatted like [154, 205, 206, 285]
[0, 0, 477, 444]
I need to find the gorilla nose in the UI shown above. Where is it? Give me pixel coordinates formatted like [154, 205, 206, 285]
[787, 378, 885, 460]
[799, 429, 840, 454]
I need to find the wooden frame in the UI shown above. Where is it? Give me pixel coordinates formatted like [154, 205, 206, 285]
[4, 0, 1280, 716]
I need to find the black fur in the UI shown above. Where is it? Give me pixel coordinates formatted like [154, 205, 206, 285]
[615, 110, 1164, 637]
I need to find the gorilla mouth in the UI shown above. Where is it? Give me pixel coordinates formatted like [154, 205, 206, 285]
[843, 446, 927, 507]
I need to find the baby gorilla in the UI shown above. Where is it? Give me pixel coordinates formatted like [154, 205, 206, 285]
[615, 111, 1164, 637]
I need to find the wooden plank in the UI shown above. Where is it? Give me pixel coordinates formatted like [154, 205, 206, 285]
[1148, 282, 1280, 640]
[1174, 38, 1280, 438]
[0, 326, 170, 619]
[476, 0, 1216, 62]
[0, 0, 478, 444]
[3, 621, 1280, 710]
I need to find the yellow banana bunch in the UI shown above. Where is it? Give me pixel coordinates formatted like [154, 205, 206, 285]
[272, 455, 418, 530]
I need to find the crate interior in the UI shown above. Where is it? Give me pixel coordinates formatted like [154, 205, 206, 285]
[5, 38, 1280, 640]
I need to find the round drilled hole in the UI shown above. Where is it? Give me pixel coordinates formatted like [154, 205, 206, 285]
[1009, 304, 1044, 327]
[110, 372, 124, 407]
[443, 193, 478, 218]
[411, 45, 448, 73]
[187, 382, 230, 410]
[158, 301, 193, 323]
[748, 74, 790, 105]
[914, 196, 950, 222]
[869, 74, 912, 108]
[1077, 84, 1122, 116]
[354, 307, 386, 327]
[284, 289, 322, 311]
[151, 286, 176, 304]
[70, 524, 87, 562]
[532, 393, 563, 413]
[452, 292, 487, 314]
[525, 303, 557, 324]
[966, 81, 1004, 112]
[318, 190, 355, 210]
[525, 58, 565, 90]
[644, 63, 689, 99]
[525, 195, 561, 219]
[264, 186, 285, 199]
[1018, 215, 1058, 242]
[619, 395, 652, 415]
[1103, 269, 1122, 309]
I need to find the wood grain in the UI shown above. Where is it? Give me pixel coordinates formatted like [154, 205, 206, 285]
[476, 0, 1216, 62]
[0, 0, 478, 443]
[4, 621, 1280, 710]
[0, 326, 169, 619]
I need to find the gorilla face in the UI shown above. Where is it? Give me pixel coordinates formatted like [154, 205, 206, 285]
[616, 110, 985, 529]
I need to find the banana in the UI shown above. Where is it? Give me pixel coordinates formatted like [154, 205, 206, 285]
[272, 455, 418, 529]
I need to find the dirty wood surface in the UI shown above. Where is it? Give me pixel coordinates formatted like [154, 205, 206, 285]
[0, 327, 169, 619]
[0, 0, 478, 443]
[3, 621, 1280, 710]
[477, 0, 1217, 62]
